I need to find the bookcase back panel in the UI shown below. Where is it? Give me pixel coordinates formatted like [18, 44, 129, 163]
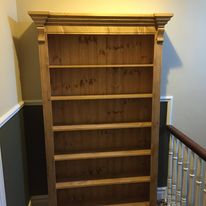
[52, 99, 152, 125]
[48, 35, 154, 65]
[54, 128, 151, 154]
[56, 156, 150, 182]
[50, 67, 153, 96]
[57, 182, 150, 205]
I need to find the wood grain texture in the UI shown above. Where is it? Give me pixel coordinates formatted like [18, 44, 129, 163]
[51, 94, 153, 101]
[28, 11, 173, 27]
[49, 64, 154, 68]
[149, 33, 162, 206]
[53, 122, 152, 132]
[30, 12, 172, 206]
[52, 99, 152, 125]
[47, 26, 157, 35]
[55, 156, 151, 183]
[56, 176, 150, 189]
[54, 149, 151, 161]
[37, 28, 57, 205]
[48, 35, 154, 65]
[50, 67, 153, 96]
[46, 25, 156, 35]
[57, 183, 150, 205]
[54, 128, 151, 155]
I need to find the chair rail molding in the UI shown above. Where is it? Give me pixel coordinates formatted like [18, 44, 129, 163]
[0, 101, 24, 128]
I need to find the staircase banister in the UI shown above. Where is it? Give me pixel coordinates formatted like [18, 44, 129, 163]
[167, 125, 206, 161]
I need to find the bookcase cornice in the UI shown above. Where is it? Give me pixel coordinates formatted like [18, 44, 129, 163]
[29, 11, 173, 28]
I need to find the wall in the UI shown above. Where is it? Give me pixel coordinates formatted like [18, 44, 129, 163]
[0, 109, 29, 206]
[0, 0, 29, 205]
[0, 0, 22, 117]
[16, 0, 206, 147]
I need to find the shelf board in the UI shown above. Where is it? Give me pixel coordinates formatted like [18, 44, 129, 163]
[49, 64, 154, 69]
[56, 176, 150, 190]
[51, 94, 153, 101]
[54, 149, 151, 161]
[106, 202, 150, 206]
[53, 122, 152, 132]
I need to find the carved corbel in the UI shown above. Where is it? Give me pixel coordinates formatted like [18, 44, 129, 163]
[154, 14, 173, 44]
[37, 27, 46, 43]
[156, 27, 165, 44]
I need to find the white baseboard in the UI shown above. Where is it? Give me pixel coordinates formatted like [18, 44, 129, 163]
[30, 195, 48, 206]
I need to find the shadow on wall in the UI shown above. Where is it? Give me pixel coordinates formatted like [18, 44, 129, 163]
[13, 22, 41, 101]
[161, 33, 182, 96]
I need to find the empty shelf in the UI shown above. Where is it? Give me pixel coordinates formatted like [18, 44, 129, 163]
[49, 64, 154, 69]
[54, 149, 151, 161]
[51, 94, 153, 101]
[56, 176, 150, 190]
[53, 122, 152, 132]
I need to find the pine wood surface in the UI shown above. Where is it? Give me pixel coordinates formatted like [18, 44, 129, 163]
[55, 156, 150, 183]
[53, 122, 152, 132]
[56, 176, 151, 189]
[29, 11, 173, 206]
[54, 128, 151, 155]
[51, 94, 153, 101]
[54, 149, 151, 161]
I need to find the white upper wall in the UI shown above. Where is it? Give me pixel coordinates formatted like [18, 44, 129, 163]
[1, 0, 18, 20]
[16, 0, 206, 146]
[0, 0, 22, 118]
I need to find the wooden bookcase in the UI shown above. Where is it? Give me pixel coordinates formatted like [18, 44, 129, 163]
[29, 12, 172, 206]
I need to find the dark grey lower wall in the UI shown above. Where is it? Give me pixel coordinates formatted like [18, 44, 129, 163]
[23, 106, 48, 195]
[0, 109, 29, 206]
[158, 102, 169, 187]
[23, 102, 169, 196]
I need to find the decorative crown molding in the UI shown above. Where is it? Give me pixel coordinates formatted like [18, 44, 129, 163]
[29, 11, 49, 27]
[29, 11, 173, 28]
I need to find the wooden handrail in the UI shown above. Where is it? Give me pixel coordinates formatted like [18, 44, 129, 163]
[167, 125, 206, 161]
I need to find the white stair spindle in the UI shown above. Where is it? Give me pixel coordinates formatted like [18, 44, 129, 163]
[188, 151, 196, 206]
[167, 134, 174, 205]
[181, 146, 189, 206]
[176, 141, 183, 206]
[194, 156, 203, 206]
[171, 138, 178, 205]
